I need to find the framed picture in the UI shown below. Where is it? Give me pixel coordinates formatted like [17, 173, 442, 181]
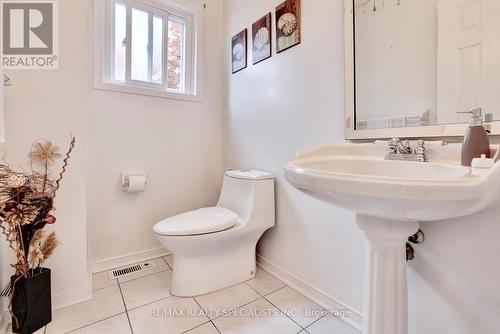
[275, 0, 301, 53]
[252, 13, 272, 65]
[231, 29, 247, 73]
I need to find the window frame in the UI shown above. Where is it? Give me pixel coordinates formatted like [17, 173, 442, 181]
[93, 0, 203, 101]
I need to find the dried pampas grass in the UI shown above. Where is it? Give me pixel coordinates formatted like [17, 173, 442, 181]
[28, 230, 44, 267]
[27, 230, 59, 268]
[40, 231, 58, 260]
[0, 137, 73, 320]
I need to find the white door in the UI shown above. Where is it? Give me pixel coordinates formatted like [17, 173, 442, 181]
[437, 0, 500, 124]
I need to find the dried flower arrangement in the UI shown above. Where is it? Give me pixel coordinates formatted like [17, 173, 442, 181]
[0, 136, 75, 323]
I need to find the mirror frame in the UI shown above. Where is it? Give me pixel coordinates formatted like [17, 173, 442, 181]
[344, 0, 500, 140]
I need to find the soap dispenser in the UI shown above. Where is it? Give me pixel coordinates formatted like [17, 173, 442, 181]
[458, 107, 490, 166]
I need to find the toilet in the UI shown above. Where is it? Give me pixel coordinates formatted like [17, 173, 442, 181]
[153, 169, 275, 297]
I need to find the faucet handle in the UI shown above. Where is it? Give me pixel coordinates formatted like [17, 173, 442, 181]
[400, 139, 412, 154]
[415, 140, 427, 161]
[415, 140, 425, 154]
[387, 138, 399, 153]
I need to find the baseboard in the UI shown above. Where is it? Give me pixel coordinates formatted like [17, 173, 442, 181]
[3, 250, 136, 317]
[89, 247, 169, 274]
[0, 287, 93, 327]
[256, 254, 363, 331]
[40, 248, 169, 311]
[52, 285, 92, 310]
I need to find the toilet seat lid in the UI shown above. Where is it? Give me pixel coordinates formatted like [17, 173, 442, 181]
[154, 207, 238, 236]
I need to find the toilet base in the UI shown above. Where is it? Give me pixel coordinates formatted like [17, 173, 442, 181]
[170, 242, 257, 297]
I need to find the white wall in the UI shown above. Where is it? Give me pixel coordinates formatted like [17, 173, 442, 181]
[87, 0, 224, 266]
[355, 0, 437, 123]
[407, 210, 500, 334]
[223, 1, 500, 334]
[0, 0, 224, 312]
[223, 0, 365, 314]
[1, 0, 90, 308]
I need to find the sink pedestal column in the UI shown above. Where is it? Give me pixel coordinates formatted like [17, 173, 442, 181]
[356, 214, 420, 334]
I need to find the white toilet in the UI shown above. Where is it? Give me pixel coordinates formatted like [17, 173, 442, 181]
[153, 169, 275, 297]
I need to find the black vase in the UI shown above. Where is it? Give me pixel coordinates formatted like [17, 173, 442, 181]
[11, 268, 52, 334]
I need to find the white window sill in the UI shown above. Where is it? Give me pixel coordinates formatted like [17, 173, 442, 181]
[93, 81, 203, 103]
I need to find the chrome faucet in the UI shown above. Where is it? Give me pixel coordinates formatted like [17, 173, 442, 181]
[385, 138, 427, 162]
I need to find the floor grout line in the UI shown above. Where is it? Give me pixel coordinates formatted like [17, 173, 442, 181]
[203, 294, 270, 323]
[63, 312, 127, 334]
[209, 321, 222, 334]
[117, 281, 134, 334]
[64, 260, 343, 334]
[245, 282, 288, 298]
[264, 285, 339, 332]
[162, 255, 173, 271]
[124, 295, 175, 312]
[193, 288, 305, 333]
[178, 320, 213, 334]
[243, 270, 288, 297]
[91, 278, 119, 293]
[263, 284, 288, 296]
[264, 295, 308, 331]
[303, 313, 361, 333]
[192, 297, 221, 334]
[303, 313, 327, 331]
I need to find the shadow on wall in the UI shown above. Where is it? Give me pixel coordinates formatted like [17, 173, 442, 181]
[257, 178, 317, 247]
[256, 174, 364, 312]
[408, 207, 500, 334]
[256, 178, 310, 256]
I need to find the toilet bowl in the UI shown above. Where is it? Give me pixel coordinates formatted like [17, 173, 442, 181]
[153, 169, 275, 297]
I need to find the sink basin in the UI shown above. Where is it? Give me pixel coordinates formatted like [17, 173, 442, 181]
[285, 143, 499, 221]
[295, 158, 470, 179]
[285, 142, 500, 334]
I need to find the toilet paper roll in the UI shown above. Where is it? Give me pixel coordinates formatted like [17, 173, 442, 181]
[126, 175, 146, 192]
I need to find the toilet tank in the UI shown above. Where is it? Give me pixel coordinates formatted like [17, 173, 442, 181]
[217, 169, 275, 228]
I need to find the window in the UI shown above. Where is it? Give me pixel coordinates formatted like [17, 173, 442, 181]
[94, 0, 202, 100]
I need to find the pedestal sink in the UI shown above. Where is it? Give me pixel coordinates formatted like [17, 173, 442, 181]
[284, 142, 500, 334]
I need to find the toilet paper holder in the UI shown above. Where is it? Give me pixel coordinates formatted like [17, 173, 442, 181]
[121, 172, 147, 192]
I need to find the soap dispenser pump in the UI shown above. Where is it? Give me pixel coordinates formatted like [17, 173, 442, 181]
[458, 107, 490, 166]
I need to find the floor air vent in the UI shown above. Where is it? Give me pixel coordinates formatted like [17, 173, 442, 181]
[108, 261, 157, 279]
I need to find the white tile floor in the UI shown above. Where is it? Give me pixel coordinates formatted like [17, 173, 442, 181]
[7, 256, 360, 334]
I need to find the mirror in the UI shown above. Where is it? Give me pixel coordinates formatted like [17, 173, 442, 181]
[345, 0, 500, 139]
